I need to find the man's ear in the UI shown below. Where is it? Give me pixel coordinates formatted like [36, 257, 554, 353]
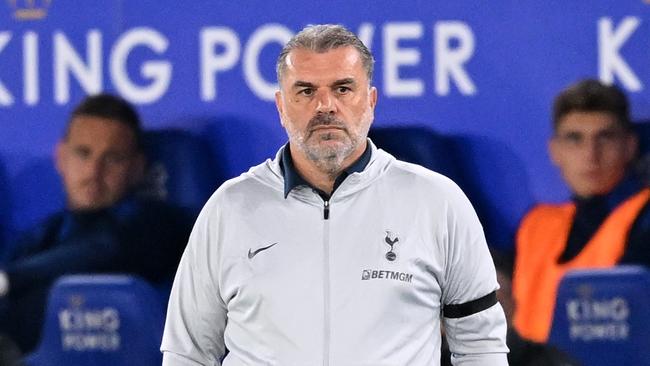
[275, 90, 286, 127]
[369, 86, 378, 110]
[54, 141, 66, 175]
[548, 137, 561, 167]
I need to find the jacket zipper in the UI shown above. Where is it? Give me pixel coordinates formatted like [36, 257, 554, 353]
[322, 199, 330, 366]
[323, 200, 330, 220]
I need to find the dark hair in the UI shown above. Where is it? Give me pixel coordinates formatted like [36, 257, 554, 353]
[66, 93, 143, 150]
[276, 24, 374, 83]
[553, 79, 631, 132]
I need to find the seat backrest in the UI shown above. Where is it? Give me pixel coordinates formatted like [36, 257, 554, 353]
[139, 129, 219, 212]
[0, 161, 8, 259]
[449, 134, 534, 251]
[25, 275, 165, 366]
[368, 126, 462, 182]
[5, 155, 64, 245]
[548, 265, 650, 365]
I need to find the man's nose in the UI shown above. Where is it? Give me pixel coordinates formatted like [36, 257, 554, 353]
[583, 137, 601, 163]
[85, 157, 106, 179]
[315, 90, 336, 114]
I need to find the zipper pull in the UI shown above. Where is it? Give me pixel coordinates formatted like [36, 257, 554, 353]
[323, 200, 330, 220]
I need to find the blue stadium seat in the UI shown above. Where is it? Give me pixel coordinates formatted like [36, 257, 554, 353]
[0, 162, 8, 260]
[204, 116, 286, 183]
[25, 275, 165, 366]
[450, 134, 534, 252]
[7, 156, 63, 243]
[548, 265, 650, 365]
[139, 129, 219, 212]
[368, 126, 461, 182]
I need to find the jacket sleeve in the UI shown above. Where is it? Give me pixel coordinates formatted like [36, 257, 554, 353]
[161, 198, 227, 365]
[439, 184, 509, 365]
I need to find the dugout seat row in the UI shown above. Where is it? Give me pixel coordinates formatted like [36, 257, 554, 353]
[7, 121, 650, 257]
[27, 267, 650, 365]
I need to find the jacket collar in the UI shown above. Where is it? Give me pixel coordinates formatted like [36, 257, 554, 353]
[280, 141, 372, 199]
[249, 139, 394, 203]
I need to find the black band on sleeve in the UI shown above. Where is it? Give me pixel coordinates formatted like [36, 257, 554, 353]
[443, 291, 497, 319]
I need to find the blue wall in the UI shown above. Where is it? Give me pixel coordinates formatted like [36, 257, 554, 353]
[1, 0, 650, 248]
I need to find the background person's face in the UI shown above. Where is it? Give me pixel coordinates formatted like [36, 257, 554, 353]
[549, 111, 638, 198]
[55, 116, 144, 211]
[275, 46, 377, 173]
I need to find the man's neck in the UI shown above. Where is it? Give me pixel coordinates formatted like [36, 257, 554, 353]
[290, 143, 366, 195]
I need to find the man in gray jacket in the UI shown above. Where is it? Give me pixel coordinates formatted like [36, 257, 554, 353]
[161, 24, 509, 366]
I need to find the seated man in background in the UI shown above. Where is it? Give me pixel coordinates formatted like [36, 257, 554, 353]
[0, 94, 193, 354]
[513, 79, 650, 343]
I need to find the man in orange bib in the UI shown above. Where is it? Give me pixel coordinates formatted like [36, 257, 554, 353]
[513, 79, 650, 343]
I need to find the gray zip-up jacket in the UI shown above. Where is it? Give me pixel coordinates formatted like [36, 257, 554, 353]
[161, 143, 509, 365]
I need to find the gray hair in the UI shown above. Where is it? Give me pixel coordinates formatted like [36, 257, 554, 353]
[276, 24, 374, 83]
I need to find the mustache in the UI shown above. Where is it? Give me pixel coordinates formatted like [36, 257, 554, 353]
[307, 114, 346, 131]
[79, 178, 103, 188]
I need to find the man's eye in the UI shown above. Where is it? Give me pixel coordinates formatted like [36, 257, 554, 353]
[336, 86, 351, 94]
[597, 130, 621, 143]
[73, 148, 91, 159]
[561, 133, 582, 144]
[104, 154, 129, 165]
[299, 88, 314, 96]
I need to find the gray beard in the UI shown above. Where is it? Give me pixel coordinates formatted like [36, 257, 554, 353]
[290, 113, 357, 176]
[303, 132, 357, 176]
[285, 110, 372, 176]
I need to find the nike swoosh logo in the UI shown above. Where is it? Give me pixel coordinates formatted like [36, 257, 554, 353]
[248, 242, 278, 259]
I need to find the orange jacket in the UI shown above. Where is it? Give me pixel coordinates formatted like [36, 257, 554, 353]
[513, 188, 650, 343]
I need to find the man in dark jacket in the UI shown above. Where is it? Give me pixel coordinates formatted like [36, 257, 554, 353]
[0, 94, 192, 353]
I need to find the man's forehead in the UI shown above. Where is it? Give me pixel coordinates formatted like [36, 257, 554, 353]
[286, 46, 361, 62]
[67, 116, 137, 149]
[557, 111, 621, 132]
[69, 116, 132, 135]
[283, 46, 365, 81]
